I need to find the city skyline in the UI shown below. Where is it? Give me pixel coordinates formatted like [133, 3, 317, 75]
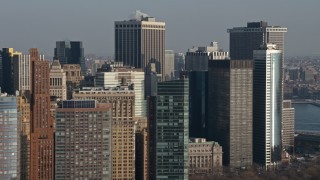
[0, 0, 319, 57]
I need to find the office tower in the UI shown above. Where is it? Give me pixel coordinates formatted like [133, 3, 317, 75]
[95, 66, 146, 117]
[1, 48, 21, 94]
[62, 64, 83, 99]
[188, 138, 222, 176]
[13, 53, 31, 93]
[29, 48, 55, 179]
[145, 62, 159, 99]
[50, 60, 67, 100]
[73, 87, 135, 179]
[185, 42, 229, 71]
[135, 117, 149, 180]
[155, 79, 189, 180]
[174, 53, 185, 79]
[228, 21, 287, 60]
[18, 92, 31, 180]
[54, 41, 87, 75]
[207, 59, 253, 168]
[0, 94, 19, 179]
[115, 12, 165, 78]
[55, 100, 112, 179]
[253, 44, 282, 169]
[189, 71, 207, 138]
[164, 50, 175, 81]
[282, 100, 295, 150]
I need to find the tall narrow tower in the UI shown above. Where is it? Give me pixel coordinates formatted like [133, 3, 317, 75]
[253, 44, 283, 169]
[29, 48, 55, 179]
[115, 11, 165, 78]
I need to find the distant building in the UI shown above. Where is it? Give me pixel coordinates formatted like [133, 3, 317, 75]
[50, 60, 67, 100]
[54, 41, 87, 75]
[207, 59, 253, 168]
[288, 68, 299, 81]
[188, 138, 222, 176]
[55, 100, 112, 179]
[62, 64, 83, 99]
[174, 53, 185, 78]
[73, 87, 136, 179]
[185, 42, 229, 71]
[0, 94, 19, 180]
[155, 79, 189, 180]
[1, 48, 20, 94]
[282, 100, 295, 150]
[164, 50, 175, 81]
[253, 44, 283, 169]
[228, 21, 287, 60]
[115, 13, 165, 78]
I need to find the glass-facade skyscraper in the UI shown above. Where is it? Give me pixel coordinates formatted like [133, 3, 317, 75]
[0, 95, 19, 179]
[253, 44, 282, 169]
[155, 79, 189, 180]
[54, 41, 87, 75]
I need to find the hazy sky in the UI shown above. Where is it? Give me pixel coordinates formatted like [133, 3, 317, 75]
[0, 0, 319, 57]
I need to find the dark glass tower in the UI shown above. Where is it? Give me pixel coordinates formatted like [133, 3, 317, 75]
[54, 41, 86, 75]
[207, 59, 253, 168]
[189, 71, 207, 138]
[155, 79, 189, 180]
[227, 21, 287, 60]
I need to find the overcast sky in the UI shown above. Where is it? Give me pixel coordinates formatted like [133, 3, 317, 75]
[0, 0, 319, 57]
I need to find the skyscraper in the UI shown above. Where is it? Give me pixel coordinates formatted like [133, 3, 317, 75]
[155, 79, 189, 180]
[54, 41, 87, 75]
[253, 44, 282, 169]
[228, 21, 287, 60]
[13, 52, 31, 93]
[207, 59, 253, 168]
[0, 48, 20, 94]
[29, 48, 55, 179]
[55, 100, 112, 179]
[0, 94, 19, 180]
[115, 12, 165, 78]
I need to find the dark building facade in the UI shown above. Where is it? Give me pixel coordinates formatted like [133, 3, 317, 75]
[189, 71, 207, 138]
[115, 16, 165, 78]
[207, 60, 253, 168]
[228, 21, 287, 60]
[0, 48, 15, 94]
[155, 79, 189, 180]
[54, 41, 86, 75]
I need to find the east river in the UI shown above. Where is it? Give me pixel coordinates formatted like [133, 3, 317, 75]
[293, 103, 320, 132]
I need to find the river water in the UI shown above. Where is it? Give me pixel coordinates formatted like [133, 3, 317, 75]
[293, 103, 320, 132]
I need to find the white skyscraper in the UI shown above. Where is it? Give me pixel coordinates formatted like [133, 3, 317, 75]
[13, 52, 31, 93]
[253, 43, 283, 169]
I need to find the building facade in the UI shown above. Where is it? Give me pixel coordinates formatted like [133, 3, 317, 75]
[188, 138, 222, 176]
[155, 79, 189, 180]
[0, 95, 19, 180]
[228, 21, 287, 60]
[54, 41, 87, 75]
[13, 52, 31, 93]
[62, 64, 83, 99]
[1, 48, 20, 94]
[95, 67, 146, 117]
[73, 87, 135, 179]
[282, 100, 295, 150]
[207, 60, 253, 168]
[115, 15, 165, 78]
[253, 44, 283, 169]
[50, 60, 67, 100]
[55, 100, 112, 179]
[29, 48, 55, 179]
